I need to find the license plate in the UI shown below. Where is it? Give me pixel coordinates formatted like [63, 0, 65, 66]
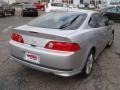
[24, 52, 40, 64]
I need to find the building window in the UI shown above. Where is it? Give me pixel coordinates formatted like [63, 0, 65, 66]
[62, 0, 73, 4]
[80, 0, 83, 4]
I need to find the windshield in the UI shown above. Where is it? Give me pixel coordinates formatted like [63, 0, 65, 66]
[28, 12, 87, 30]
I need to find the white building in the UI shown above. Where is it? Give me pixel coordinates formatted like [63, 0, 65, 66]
[50, 0, 120, 7]
[108, 0, 120, 6]
[7, 0, 120, 6]
[50, 0, 102, 6]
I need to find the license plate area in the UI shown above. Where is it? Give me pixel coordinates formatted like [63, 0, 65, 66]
[24, 52, 40, 64]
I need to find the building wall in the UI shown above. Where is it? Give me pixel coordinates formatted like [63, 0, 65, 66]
[15, 0, 38, 3]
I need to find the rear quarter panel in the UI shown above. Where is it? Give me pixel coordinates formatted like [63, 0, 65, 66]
[67, 28, 105, 69]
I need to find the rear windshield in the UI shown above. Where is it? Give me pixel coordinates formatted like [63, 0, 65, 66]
[28, 12, 87, 30]
[51, 3, 64, 7]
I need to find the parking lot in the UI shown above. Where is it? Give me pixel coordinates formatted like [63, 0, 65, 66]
[0, 10, 120, 90]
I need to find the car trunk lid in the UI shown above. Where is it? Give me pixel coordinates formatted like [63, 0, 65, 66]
[13, 25, 74, 48]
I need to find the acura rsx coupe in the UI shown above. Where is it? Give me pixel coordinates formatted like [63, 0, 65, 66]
[9, 9, 114, 78]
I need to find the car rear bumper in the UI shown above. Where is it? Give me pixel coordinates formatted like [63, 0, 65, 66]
[23, 11, 38, 14]
[9, 40, 83, 76]
[10, 56, 80, 77]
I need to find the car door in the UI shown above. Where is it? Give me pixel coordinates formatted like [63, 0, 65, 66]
[97, 14, 112, 46]
[103, 16, 113, 44]
[88, 13, 106, 55]
[95, 13, 110, 46]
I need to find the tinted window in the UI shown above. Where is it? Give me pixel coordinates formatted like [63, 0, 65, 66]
[89, 13, 107, 28]
[94, 13, 106, 27]
[28, 12, 87, 30]
[89, 15, 98, 28]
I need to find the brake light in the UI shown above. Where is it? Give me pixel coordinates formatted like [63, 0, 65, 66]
[45, 41, 80, 52]
[11, 32, 24, 43]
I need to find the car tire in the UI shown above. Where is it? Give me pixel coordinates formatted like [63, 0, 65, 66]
[81, 50, 94, 78]
[107, 31, 114, 47]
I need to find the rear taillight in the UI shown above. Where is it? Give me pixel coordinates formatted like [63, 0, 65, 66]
[45, 41, 80, 52]
[11, 32, 24, 43]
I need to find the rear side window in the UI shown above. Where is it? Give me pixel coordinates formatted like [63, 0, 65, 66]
[88, 15, 98, 28]
[94, 13, 106, 27]
[89, 13, 107, 28]
[28, 12, 87, 30]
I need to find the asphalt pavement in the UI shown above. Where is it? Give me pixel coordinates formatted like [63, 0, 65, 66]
[0, 11, 120, 90]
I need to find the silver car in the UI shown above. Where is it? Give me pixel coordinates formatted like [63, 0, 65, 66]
[9, 9, 114, 78]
